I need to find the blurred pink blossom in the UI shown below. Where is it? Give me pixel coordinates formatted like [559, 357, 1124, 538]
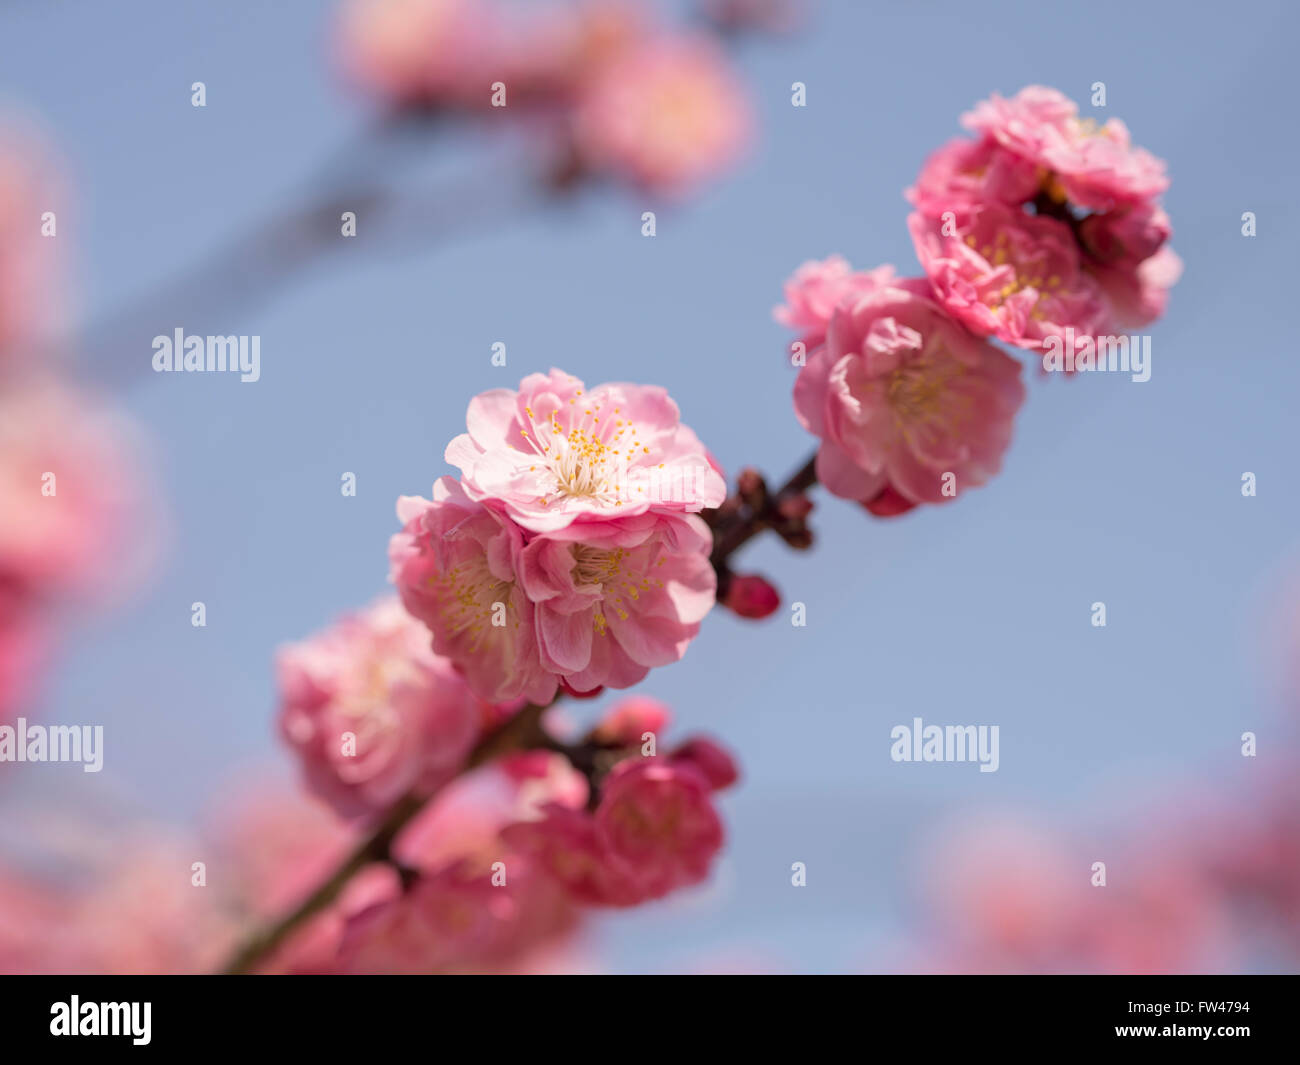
[335, 0, 502, 108]
[277, 596, 486, 817]
[0, 377, 153, 607]
[573, 34, 753, 196]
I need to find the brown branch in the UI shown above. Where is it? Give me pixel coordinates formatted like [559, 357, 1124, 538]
[219, 450, 821, 974]
[220, 700, 551, 974]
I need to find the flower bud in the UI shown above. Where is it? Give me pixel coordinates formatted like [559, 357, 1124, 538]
[722, 573, 780, 619]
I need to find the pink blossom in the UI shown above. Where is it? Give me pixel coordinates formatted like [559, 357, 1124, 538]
[593, 695, 673, 746]
[446, 368, 725, 533]
[337, 856, 575, 974]
[573, 34, 752, 196]
[669, 736, 739, 790]
[909, 204, 1113, 350]
[1089, 245, 1183, 329]
[335, 0, 502, 108]
[722, 572, 780, 619]
[393, 750, 589, 872]
[494, 1, 650, 102]
[962, 85, 1169, 209]
[0, 378, 153, 606]
[774, 257, 897, 347]
[906, 136, 1040, 217]
[338, 753, 585, 973]
[504, 754, 729, 907]
[276, 597, 485, 817]
[390, 477, 556, 705]
[792, 274, 1025, 506]
[515, 511, 716, 693]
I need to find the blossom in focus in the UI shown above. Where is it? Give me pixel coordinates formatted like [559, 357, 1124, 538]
[905, 136, 1041, 218]
[774, 256, 897, 348]
[516, 510, 716, 692]
[572, 34, 753, 197]
[790, 271, 1025, 507]
[962, 86, 1168, 210]
[907, 85, 1177, 344]
[592, 694, 671, 746]
[722, 572, 780, 619]
[907, 204, 1112, 351]
[446, 368, 726, 533]
[390, 477, 555, 706]
[276, 597, 486, 817]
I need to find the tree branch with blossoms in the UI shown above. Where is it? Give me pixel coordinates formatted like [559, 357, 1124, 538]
[211, 76, 1181, 976]
[221, 445, 820, 974]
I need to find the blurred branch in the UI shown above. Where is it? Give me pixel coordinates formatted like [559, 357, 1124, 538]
[77, 122, 548, 388]
[220, 700, 551, 975]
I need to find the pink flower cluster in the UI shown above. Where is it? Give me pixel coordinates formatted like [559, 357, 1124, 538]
[335, 0, 753, 195]
[908, 85, 1181, 343]
[391, 368, 724, 703]
[334, 696, 733, 971]
[502, 740, 736, 906]
[910, 769, 1300, 975]
[776, 86, 1177, 516]
[0, 380, 150, 725]
[276, 597, 488, 817]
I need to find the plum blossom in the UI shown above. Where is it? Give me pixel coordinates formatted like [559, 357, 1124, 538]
[905, 136, 1040, 217]
[276, 597, 486, 817]
[390, 477, 555, 706]
[790, 271, 1025, 507]
[516, 510, 716, 693]
[335, 752, 585, 973]
[334, 0, 502, 108]
[503, 750, 730, 907]
[774, 257, 897, 348]
[962, 86, 1169, 210]
[908, 204, 1112, 350]
[573, 34, 753, 196]
[0, 377, 152, 606]
[907, 86, 1178, 340]
[446, 368, 725, 533]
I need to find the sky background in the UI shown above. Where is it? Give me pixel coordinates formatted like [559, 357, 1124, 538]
[2, 0, 1298, 972]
